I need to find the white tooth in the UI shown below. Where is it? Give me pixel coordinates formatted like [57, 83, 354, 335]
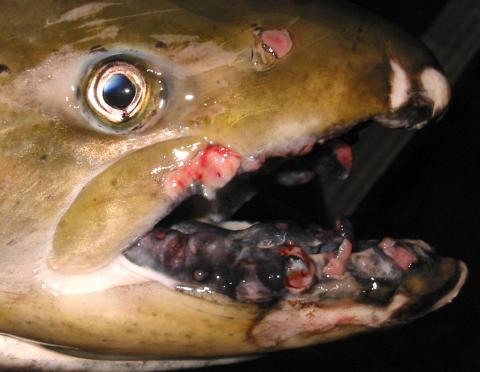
[420, 67, 451, 116]
[389, 60, 411, 110]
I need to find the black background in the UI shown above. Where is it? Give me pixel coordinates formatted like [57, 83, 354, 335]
[191, 1, 479, 371]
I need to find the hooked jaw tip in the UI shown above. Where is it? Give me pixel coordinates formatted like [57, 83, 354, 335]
[420, 67, 451, 117]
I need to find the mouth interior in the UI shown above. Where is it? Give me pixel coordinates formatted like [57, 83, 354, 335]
[122, 136, 460, 309]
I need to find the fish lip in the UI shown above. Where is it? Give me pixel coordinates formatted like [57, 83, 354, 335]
[414, 259, 467, 316]
[394, 258, 468, 321]
[430, 260, 468, 311]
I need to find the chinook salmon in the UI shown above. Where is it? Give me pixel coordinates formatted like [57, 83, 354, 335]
[0, 0, 466, 370]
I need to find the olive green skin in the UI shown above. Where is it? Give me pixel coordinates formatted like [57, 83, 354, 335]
[0, 0, 444, 358]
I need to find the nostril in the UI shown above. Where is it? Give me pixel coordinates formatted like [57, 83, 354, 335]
[420, 67, 451, 117]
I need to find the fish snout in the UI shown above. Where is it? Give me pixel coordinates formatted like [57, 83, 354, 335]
[376, 62, 451, 129]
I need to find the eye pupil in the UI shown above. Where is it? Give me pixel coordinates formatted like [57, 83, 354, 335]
[102, 74, 136, 110]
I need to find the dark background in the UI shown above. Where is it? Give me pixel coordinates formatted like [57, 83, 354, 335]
[192, 1, 479, 371]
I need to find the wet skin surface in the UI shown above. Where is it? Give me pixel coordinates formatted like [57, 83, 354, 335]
[199, 2, 476, 371]
[0, 0, 469, 370]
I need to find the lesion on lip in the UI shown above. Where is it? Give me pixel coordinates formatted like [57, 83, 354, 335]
[164, 145, 242, 199]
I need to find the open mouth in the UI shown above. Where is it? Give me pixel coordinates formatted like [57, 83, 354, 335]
[35, 42, 465, 351]
[39, 112, 466, 351]
[121, 136, 466, 313]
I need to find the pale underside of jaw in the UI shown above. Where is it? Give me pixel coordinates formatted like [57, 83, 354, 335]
[0, 333, 255, 371]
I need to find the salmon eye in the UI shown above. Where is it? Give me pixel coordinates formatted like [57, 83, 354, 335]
[83, 55, 168, 134]
[87, 61, 146, 124]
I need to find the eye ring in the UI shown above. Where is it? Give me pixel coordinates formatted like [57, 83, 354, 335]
[81, 52, 170, 135]
[86, 61, 148, 124]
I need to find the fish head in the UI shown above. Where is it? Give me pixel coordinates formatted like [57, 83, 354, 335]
[0, 0, 464, 366]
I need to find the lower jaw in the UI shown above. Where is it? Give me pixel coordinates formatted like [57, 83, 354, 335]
[121, 215, 458, 308]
